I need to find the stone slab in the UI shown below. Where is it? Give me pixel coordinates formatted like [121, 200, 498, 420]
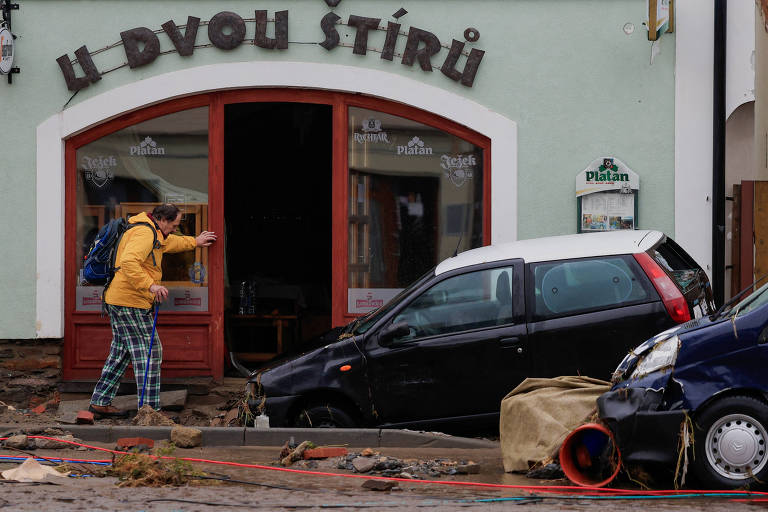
[198, 427, 245, 446]
[55, 390, 188, 423]
[378, 429, 498, 449]
[0, 424, 500, 449]
[63, 425, 111, 443]
[109, 426, 173, 443]
[244, 427, 380, 447]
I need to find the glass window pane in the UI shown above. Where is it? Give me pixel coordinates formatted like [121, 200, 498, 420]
[392, 266, 515, 341]
[75, 107, 209, 312]
[347, 106, 484, 314]
[532, 257, 650, 319]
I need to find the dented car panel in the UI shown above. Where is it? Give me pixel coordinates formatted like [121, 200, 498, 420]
[255, 336, 373, 425]
[599, 282, 768, 470]
[247, 231, 713, 430]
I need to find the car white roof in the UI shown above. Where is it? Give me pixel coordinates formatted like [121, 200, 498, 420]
[435, 230, 665, 275]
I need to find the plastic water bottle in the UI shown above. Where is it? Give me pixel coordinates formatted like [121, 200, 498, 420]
[256, 414, 270, 429]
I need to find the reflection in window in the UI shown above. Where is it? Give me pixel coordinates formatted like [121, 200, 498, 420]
[75, 107, 209, 312]
[347, 107, 484, 314]
[391, 266, 515, 341]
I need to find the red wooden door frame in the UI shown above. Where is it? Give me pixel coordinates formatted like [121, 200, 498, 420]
[63, 89, 492, 381]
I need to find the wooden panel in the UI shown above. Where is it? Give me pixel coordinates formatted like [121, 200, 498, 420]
[72, 323, 209, 370]
[741, 181, 754, 290]
[756, 182, 768, 284]
[74, 325, 113, 363]
[731, 184, 741, 298]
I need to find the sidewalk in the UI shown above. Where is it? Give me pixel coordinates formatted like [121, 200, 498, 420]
[0, 424, 499, 449]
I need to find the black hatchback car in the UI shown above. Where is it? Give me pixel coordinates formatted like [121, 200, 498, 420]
[247, 230, 714, 431]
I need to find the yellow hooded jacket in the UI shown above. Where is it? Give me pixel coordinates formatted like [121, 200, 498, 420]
[104, 211, 196, 309]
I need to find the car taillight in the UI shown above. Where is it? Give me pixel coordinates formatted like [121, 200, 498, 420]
[634, 252, 691, 323]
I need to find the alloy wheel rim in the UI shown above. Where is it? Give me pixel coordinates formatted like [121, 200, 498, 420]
[705, 413, 768, 480]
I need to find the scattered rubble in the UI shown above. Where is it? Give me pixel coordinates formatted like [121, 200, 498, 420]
[4, 435, 28, 449]
[132, 405, 176, 426]
[116, 437, 155, 451]
[108, 444, 203, 487]
[361, 479, 399, 491]
[277, 443, 481, 480]
[171, 425, 202, 448]
[280, 440, 314, 466]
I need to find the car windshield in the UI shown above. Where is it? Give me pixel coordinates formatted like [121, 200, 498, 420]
[344, 268, 435, 337]
[734, 282, 768, 318]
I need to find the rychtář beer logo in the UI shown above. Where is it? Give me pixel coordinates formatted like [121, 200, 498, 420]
[81, 155, 117, 188]
[129, 136, 166, 156]
[440, 154, 476, 187]
[353, 118, 391, 144]
[397, 136, 433, 156]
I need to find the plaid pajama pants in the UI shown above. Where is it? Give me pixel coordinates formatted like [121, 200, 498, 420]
[91, 304, 163, 410]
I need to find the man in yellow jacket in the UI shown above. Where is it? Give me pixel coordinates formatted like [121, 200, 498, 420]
[89, 204, 216, 418]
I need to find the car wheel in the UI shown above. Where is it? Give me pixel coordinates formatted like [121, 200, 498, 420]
[692, 396, 768, 488]
[292, 402, 358, 428]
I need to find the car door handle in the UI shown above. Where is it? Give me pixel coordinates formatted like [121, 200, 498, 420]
[499, 337, 524, 354]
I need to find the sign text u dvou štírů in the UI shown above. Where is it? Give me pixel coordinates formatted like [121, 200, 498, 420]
[56, 7, 485, 92]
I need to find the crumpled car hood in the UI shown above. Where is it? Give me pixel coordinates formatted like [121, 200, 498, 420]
[249, 334, 366, 398]
[612, 315, 716, 383]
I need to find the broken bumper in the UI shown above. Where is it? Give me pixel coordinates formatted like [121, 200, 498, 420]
[597, 387, 687, 466]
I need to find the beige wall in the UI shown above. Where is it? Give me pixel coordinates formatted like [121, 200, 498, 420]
[755, 3, 768, 180]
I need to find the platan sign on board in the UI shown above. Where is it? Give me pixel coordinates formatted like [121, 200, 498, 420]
[56, 4, 486, 92]
[576, 157, 639, 233]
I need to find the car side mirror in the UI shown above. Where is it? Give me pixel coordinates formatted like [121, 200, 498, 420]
[379, 321, 410, 345]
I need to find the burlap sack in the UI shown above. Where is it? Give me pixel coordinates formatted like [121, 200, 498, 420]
[500, 375, 610, 472]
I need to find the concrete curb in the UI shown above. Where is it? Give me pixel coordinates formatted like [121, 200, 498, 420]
[0, 424, 498, 449]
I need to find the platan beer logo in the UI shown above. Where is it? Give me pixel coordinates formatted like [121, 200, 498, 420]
[81, 155, 117, 188]
[586, 158, 629, 183]
[353, 118, 391, 144]
[440, 154, 476, 187]
[397, 136, 433, 156]
[130, 136, 166, 156]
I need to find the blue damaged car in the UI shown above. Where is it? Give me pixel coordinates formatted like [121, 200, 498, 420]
[598, 281, 768, 488]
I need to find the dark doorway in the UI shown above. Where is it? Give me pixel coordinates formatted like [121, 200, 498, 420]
[224, 103, 333, 369]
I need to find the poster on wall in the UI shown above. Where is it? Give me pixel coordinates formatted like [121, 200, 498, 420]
[581, 191, 635, 232]
[576, 157, 639, 233]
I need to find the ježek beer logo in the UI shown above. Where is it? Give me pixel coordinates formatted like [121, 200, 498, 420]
[130, 136, 166, 156]
[353, 118, 390, 144]
[397, 136, 433, 156]
[81, 155, 117, 188]
[586, 157, 629, 183]
[440, 154, 476, 187]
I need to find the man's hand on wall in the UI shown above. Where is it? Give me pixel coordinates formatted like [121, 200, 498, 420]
[195, 231, 217, 247]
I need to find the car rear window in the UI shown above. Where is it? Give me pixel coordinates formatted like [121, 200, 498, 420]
[531, 256, 652, 320]
[650, 237, 704, 294]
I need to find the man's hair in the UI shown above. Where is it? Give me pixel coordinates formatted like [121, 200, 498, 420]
[152, 203, 181, 221]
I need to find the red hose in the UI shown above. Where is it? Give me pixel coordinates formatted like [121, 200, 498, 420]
[4, 436, 768, 497]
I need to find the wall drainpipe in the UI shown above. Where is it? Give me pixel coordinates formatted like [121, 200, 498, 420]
[712, 0, 727, 307]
